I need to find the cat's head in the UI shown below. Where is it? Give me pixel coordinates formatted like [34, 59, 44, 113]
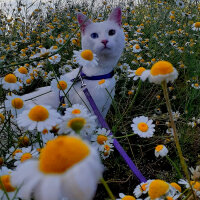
[77, 7, 125, 62]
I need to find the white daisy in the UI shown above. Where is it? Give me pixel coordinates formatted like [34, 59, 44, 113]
[148, 61, 178, 84]
[133, 44, 142, 53]
[11, 135, 103, 200]
[58, 112, 97, 136]
[191, 83, 200, 89]
[128, 67, 150, 81]
[73, 49, 98, 68]
[48, 54, 61, 64]
[1, 74, 22, 91]
[133, 181, 150, 198]
[131, 116, 155, 138]
[23, 76, 33, 86]
[192, 22, 200, 31]
[91, 128, 113, 150]
[176, 0, 185, 8]
[155, 145, 168, 157]
[0, 167, 18, 200]
[64, 104, 88, 116]
[17, 104, 61, 132]
[99, 141, 114, 160]
[96, 79, 110, 89]
[14, 66, 29, 81]
[51, 75, 72, 96]
[14, 146, 39, 166]
[41, 132, 57, 145]
[5, 94, 25, 117]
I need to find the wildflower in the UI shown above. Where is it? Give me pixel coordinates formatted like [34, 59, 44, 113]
[0, 167, 18, 200]
[116, 193, 136, 200]
[73, 49, 98, 68]
[133, 181, 149, 197]
[14, 66, 28, 81]
[11, 136, 103, 200]
[132, 44, 142, 53]
[48, 54, 61, 64]
[96, 78, 111, 89]
[64, 104, 88, 116]
[5, 94, 25, 117]
[59, 112, 96, 136]
[51, 75, 72, 96]
[176, 0, 185, 8]
[0, 113, 5, 123]
[148, 61, 178, 84]
[99, 141, 114, 159]
[192, 22, 200, 31]
[190, 166, 200, 181]
[17, 104, 61, 132]
[91, 128, 113, 150]
[2, 74, 22, 91]
[191, 83, 200, 89]
[170, 182, 182, 192]
[131, 116, 155, 138]
[128, 67, 149, 81]
[14, 147, 39, 166]
[155, 145, 168, 157]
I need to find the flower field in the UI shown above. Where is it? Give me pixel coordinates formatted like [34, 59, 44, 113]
[0, 0, 200, 199]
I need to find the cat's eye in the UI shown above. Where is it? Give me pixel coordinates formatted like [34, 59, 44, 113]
[91, 33, 99, 39]
[108, 29, 116, 36]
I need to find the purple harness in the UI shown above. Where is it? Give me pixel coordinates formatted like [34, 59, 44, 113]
[60, 69, 146, 183]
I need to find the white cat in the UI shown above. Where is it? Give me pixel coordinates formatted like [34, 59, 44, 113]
[22, 7, 125, 118]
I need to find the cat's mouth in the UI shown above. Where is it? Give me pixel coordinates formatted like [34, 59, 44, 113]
[101, 46, 111, 51]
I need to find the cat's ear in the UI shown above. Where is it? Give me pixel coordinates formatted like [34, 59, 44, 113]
[77, 13, 92, 33]
[108, 7, 122, 27]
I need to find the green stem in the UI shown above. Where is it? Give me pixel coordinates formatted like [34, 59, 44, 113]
[100, 177, 115, 200]
[114, 133, 135, 139]
[166, 155, 182, 179]
[162, 81, 197, 200]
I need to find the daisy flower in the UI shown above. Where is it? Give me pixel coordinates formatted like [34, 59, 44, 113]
[128, 67, 149, 81]
[176, 0, 185, 8]
[131, 116, 155, 138]
[91, 128, 113, 150]
[73, 49, 98, 68]
[155, 145, 168, 157]
[1, 74, 22, 91]
[191, 83, 200, 89]
[116, 193, 136, 200]
[99, 141, 114, 159]
[64, 104, 88, 116]
[148, 61, 178, 84]
[96, 79, 110, 89]
[17, 104, 61, 132]
[133, 44, 142, 53]
[192, 22, 200, 31]
[170, 182, 182, 193]
[41, 132, 56, 145]
[0, 167, 18, 200]
[14, 66, 29, 81]
[5, 94, 25, 117]
[23, 76, 33, 86]
[11, 135, 103, 200]
[59, 112, 96, 136]
[51, 75, 72, 96]
[133, 181, 150, 198]
[48, 54, 61, 64]
[14, 146, 39, 166]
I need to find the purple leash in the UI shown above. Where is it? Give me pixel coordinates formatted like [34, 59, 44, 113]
[83, 87, 147, 183]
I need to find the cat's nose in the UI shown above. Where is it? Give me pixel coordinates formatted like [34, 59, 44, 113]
[101, 40, 108, 46]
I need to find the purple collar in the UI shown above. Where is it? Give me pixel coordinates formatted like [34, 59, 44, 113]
[71, 69, 114, 82]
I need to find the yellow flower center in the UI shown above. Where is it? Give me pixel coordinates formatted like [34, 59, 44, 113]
[18, 67, 28, 74]
[57, 80, 68, 90]
[26, 79, 32, 84]
[166, 197, 173, 200]
[39, 136, 90, 174]
[155, 145, 164, 152]
[104, 144, 110, 152]
[97, 135, 108, 145]
[20, 152, 32, 162]
[72, 109, 81, 114]
[150, 61, 174, 76]
[135, 67, 146, 76]
[42, 129, 48, 134]
[4, 74, 17, 83]
[194, 83, 199, 87]
[80, 49, 94, 61]
[67, 117, 86, 133]
[135, 44, 140, 49]
[0, 175, 16, 192]
[190, 181, 200, 191]
[28, 105, 49, 121]
[141, 183, 148, 191]
[98, 79, 105, 85]
[11, 98, 24, 109]
[138, 122, 148, 132]
[122, 196, 136, 200]
[170, 182, 181, 192]
[148, 180, 169, 199]
[0, 113, 5, 123]
[12, 149, 22, 157]
[195, 22, 200, 28]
